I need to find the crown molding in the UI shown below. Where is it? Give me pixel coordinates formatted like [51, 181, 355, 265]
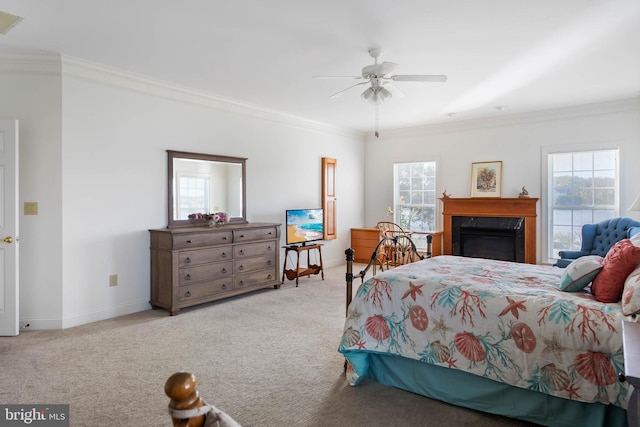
[373, 97, 640, 140]
[59, 55, 363, 139]
[0, 48, 61, 74]
[0, 49, 362, 140]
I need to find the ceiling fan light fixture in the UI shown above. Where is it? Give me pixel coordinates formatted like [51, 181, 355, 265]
[361, 87, 374, 102]
[361, 87, 392, 104]
[378, 87, 392, 103]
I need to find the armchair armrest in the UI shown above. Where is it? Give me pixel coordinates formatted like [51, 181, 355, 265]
[557, 250, 590, 259]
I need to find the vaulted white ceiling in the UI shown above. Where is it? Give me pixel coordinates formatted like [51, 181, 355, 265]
[1, 0, 639, 134]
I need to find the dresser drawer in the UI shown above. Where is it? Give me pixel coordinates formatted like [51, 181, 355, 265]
[234, 268, 278, 289]
[178, 246, 232, 267]
[234, 241, 277, 258]
[177, 278, 233, 302]
[233, 226, 278, 243]
[179, 261, 233, 285]
[173, 231, 233, 249]
[234, 254, 276, 274]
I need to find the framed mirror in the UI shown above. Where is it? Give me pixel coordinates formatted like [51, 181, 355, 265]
[168, 150, 247, 228]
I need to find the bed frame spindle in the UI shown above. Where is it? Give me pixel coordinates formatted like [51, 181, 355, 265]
[345, 234, 431, 312]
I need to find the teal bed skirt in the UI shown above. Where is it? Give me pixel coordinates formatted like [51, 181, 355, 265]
[347, 353, 628, 427]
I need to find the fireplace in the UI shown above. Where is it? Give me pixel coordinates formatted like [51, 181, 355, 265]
[441, 198, 538, 264]
[452, 216, 525, 262]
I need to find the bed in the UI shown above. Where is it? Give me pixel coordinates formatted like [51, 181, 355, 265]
[339, 239, 632, 427]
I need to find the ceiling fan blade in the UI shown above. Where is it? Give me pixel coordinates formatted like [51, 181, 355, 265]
[329, 81, 369, 99]
[312, 75, 364, 80]
[391, 75, 448, 82]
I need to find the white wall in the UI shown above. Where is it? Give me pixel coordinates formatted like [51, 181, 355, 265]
[363, 99, 640, 263]
[0, 50, 65, 328]
[1, 50, 365, 329]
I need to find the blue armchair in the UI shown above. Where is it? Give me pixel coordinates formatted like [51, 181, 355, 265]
[555, 217, 640, 268]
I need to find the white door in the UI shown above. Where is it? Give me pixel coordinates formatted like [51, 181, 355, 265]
[0, 119, 19, 336]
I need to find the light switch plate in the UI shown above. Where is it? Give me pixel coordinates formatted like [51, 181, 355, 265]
[24, 202, 38, 215]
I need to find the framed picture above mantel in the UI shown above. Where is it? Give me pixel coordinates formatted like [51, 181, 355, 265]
[471, 161, 502, 198]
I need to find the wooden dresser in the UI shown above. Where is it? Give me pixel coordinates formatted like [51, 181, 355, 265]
[150, 223, 281, 315]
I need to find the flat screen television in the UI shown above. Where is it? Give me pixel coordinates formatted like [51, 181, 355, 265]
[286, 208, 324, 246]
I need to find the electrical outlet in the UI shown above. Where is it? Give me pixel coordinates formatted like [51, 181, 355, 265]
[109, 274, 118, 287]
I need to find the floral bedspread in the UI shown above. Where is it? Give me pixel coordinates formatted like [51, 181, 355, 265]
[339, 256, 630, 408]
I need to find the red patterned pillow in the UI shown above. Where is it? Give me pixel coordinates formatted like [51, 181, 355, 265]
[590, 239, 640, 303]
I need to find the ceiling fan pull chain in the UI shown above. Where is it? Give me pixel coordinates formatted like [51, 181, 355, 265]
[374, 103, 380, 138]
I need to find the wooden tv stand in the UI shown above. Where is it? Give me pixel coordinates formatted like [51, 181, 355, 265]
[281, 244, 324, 286]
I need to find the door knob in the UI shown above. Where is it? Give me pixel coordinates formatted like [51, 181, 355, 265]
[3, 236, 13, 244]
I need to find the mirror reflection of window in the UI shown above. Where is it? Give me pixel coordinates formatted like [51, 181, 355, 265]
[177, 175, 210, 219]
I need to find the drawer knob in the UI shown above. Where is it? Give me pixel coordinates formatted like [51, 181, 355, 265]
[221, 252, 227, 258]
[185, 274, 191, 281]
[223, 236, 228, 240]
[267, 274, 272, 279]
[221, 268, 227, 274]
[239, 249, 244, 255]
[268, 231, 272, 235]
[184, 291, 191, 298]
[186, 240, 193, 244]
[267, 246, 272, 251]
[239, 265, 244, 271]
[267, 260, 272, 265]
[239, 234, 245, 238]
[239, 280, 245, 286]
[185, 257, 192, 264]
[222, 284, 227, 290]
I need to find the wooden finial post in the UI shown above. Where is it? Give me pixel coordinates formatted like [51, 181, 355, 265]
[165, 372, 206, 427]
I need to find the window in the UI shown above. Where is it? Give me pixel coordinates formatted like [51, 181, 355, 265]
[177, 175, 210, 219]
[393, 161, 437, 250]
[547, 149, 619, 261]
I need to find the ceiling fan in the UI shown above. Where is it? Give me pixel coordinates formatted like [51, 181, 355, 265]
[314, 48, 447, 137]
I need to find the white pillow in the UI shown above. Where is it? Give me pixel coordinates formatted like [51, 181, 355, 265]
[559, 255, 603, 292]
[622, 263, 640, 316]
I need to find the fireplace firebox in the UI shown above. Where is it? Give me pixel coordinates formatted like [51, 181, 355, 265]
[452, 216, 525, 262]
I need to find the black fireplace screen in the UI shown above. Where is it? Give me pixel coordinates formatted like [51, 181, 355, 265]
[452, 216, 525, 263]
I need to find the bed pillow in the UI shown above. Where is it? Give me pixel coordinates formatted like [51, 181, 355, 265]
[591, 239, 640, 303]
[621, 264, 640, 316]
[559, 255, 603, 292]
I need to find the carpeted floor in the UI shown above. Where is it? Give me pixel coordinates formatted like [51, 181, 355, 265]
[0, 263, 536, 426]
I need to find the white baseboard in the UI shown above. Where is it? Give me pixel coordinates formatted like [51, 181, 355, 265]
[19, 299, 151, 330]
